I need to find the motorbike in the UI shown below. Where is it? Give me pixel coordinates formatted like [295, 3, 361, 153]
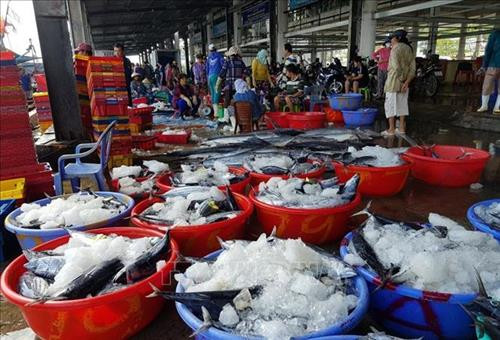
[367, 59, 378, 98]
[412, 54, 442, 97]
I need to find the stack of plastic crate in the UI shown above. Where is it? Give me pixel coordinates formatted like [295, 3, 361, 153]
[87, 56, 132, 168]
[0, 50, 54, 201]
[128, 106, 153, 133]
[33, 92, 53, 132]
[74, 55, 92, 132]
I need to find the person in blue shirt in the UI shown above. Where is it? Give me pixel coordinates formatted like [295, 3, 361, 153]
[206, 43, 224, 116]
[478, 29, 500, 114]
[233, 78, 264, 123]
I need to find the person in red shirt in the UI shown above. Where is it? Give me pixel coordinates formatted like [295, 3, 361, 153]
[371, 38, 392, 99]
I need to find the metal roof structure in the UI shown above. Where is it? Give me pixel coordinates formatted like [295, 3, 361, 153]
[83, 0, 232, 52]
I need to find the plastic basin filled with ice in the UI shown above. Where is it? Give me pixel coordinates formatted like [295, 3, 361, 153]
[156, 167, 250, 195]
[249, 189, 361, 244]
[340, 231, 479, 339]
[4, 192, 135, 250]
[402, 145, 490, 187]
[467, 199, 500, 241]
[110, 175, 168, 201]
[175, 249, 369, 340]
[332, 161, 412, 197]
[286, 112, 326, 130]
[0, 227, 178, 340]
[328, 93, 363, 111]
[247, 165, 326, 188]
[130, 192, 253, 257]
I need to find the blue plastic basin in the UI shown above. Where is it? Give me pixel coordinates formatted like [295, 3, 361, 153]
[340, 231, 477, 339]
[175, 249, 369, 339]
[4, 192, 135, 250]
[328, 93, 363, 111]
[467, 198, 500, 241]
[1, 199, 17, 262]
[341, 108, 378, 126]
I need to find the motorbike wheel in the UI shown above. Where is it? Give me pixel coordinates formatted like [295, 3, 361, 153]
[425, 75, 439, 97]
[369, 78, 378, 97]
[330, 80, 343, 94]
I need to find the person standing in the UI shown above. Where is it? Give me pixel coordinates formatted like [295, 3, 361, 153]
[143, 60, 154, 81]
[217, 46, 247, 122]
[371, 38, 391, 99]
[382, 30, 416, 136]
[251, 49, 274, 103]
[477, 29, 500, 114]
[113, 43, 133, 105]
[206, 44, 224, 115]
[165, 62, 174, 90]
[192, 54, 207, 89]
[154, 63, 163, 87]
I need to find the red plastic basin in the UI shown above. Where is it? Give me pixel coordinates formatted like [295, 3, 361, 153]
[287, 111, 326, 130]
[0, 227, 178, 340]
[248, 165, 326, 188]
[248, 190, 361, 244]
[264, 112, 289, 129]
[332, 161, 412, 197]
[403, 145, 490, 187]
[130, 193, 253, 257]
[155, 167, 250, 195]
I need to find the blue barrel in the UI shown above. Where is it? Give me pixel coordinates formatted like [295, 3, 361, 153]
[4, 192, 135, 250]
[467, 198, 500, 241]
[341, 108, 378, 126]
[340, 231, 477, 339]
[328, 93, 363, 111]
[175, 249, 369, 340]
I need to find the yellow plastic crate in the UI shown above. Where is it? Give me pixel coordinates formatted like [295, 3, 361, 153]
[0, 178, 26, 200]
[108, 155, 133, 170]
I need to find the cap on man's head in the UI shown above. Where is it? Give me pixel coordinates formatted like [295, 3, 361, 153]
[208, 43, 215, 51]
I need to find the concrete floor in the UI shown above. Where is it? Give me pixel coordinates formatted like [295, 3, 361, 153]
[2, 88, 500, 338]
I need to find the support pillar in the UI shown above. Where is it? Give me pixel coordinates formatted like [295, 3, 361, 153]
[275, 0, 288, 63]
[201, 23, 207, 56]
[428, 7, 439, 55]
[80, 1, 93, 46]
[33, 0, 84, 141]
[409, 25, 419, 57]
[67, 0, 88, 48]
[359, 0, 377, 58]
[226, 7, 232, 48]
[347, 0, 362, 63]
[174, 31, 181, 65]
[457, 23, 467, 59]
[184, 35, 190, 74]
[233, 0, 241, 47]
[206, 13, 213, 45]
[269, 0, 276, 62]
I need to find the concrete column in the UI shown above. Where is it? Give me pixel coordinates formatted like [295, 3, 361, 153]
[174, 31, 181, 65]
[80, 1, 93, 46]
[347, 0, 362, 62]
[409, 25, 419, 57]
[67, 0, 85, 47]
[184, 36, 190, 74]
[33, 0, 84, 141]
[226, 7, 232, 48]
[457, 23, 467, 60]
[276, 0, 288, 63]
[358, 0, 377, 58]
[428, 7, 439, 55]
[233, 0, 241, 47]
[206, 13, 213, 44]
[201, 24, 207, 56]
[269, 0, 276, 62]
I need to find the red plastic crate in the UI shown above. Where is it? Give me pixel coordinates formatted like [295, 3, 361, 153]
[0, 97, 27, 107]
[128, 106, 153, 116]
[34, 74, 47, 92]
[155, 130, 191, 144]
[129, 115, 152, 125]
[0, 163, 50, 180]
[91, 100, 128, 116]
[0, 113, 30, 129]
[132, 135, 156, 150]
[132, 97, 148, 106]
[0, 105, 28, 115]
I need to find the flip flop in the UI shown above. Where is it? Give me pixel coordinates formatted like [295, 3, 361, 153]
[381, 130, 395, 137]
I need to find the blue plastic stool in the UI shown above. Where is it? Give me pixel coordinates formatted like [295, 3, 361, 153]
[54, 121, 116, 195]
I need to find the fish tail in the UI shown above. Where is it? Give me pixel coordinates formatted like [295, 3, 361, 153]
[473, 267, 489, 298]
[351, 200, 373, 218]
[146, 283, 162, 298]
[190, 306, 212, 337]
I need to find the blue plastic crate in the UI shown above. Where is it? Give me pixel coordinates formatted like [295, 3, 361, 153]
[0, 199, 16, 262]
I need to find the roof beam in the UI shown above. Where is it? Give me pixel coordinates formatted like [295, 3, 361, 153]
[374, 0, 463, 19]
[380, 16, 500, 25]
[285, 20, 349, 38]
[86, 2, 230, 16]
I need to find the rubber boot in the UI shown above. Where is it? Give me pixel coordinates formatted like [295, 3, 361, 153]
[494, 94, 500, 114]
[229, 116, 236, 131]
[477, 95, 489, 112]
[212, 103, 219, 119]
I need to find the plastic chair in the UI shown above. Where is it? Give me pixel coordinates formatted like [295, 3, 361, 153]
[54, 121, 116, 195]
[234, 101, 258, 133]
[359, 87, 371, 102]
[307, 85, 329, 112]
[453, 61, 473, 86]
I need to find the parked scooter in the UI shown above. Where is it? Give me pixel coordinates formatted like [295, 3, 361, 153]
[412, 53, 443, 97]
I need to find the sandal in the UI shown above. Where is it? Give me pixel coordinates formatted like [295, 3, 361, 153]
[381, 130, 395, 137]
[395, 128, 406, 135]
